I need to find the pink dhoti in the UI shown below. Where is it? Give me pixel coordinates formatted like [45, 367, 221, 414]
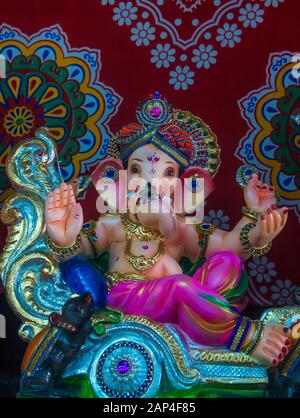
[107, 251, 247, 347]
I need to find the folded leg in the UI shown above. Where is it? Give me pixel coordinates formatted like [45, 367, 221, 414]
[193, 251, 248, 312]
[108, 274, 240, 347]
[193, 251, 242, 294]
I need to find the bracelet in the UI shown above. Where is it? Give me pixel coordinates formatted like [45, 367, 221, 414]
[240, 222, 272, 257]
[46, 234, 82, 257]
[226, 317, 252, 352]
[242, 206, 260, 223]
[242, 320, 264, 355]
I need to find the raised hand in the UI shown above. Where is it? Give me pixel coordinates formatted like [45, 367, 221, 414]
[244, 173, 277, 213]
[250, 206, 288, 247]
[45, 183, 83, 246]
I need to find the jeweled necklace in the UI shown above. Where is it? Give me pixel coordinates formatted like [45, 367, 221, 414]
[121, 214, 165, 272]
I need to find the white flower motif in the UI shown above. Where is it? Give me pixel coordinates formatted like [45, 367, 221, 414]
[150, 43, 176, 68]
[192, 44, 218, 69]
[264, 0, 284, 7]
[130, 22, 155, 46]
[247, 256, 277, 283]
[239, 3, 264, 28]
[271, 279, 297, 306]
[216, 23, 242, 48]
[113, 2, 137, 26]
[204, 209, 230, 230]
[101, 0, 115, 5]
[169, 65, 194, 91]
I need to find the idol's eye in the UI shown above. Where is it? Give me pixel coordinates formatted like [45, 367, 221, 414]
[165, 167, 175, 177]
[130, 165, 141, 174]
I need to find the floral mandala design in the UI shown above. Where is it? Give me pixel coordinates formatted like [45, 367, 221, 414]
[4, 104, 36, 138]
[204, 209, 230, 230]
[113, 1, 138, 26]
[100, 0, 285, 90]
[151, 43, 176, 68]
[270, 279, 298, 306]
[0, 24, 122, 203]
[236, 52, 300, 220]
[247, 256, 277, 283]
[246, 255, 299, 307]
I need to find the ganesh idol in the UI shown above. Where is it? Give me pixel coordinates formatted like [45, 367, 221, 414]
[45, 92, 291, 370]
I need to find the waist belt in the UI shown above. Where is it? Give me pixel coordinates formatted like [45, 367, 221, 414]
[106, 271, 152, 292]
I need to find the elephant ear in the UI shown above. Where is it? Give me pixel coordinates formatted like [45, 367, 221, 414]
[181, 166, 215, 199]
[179, 167, 215, 217]
[91, 158, 123, 188]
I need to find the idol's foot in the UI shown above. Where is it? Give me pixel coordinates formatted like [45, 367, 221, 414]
[251, 324, 291, 368]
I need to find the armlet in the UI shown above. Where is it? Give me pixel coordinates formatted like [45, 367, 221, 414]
[82, 220, 98, 256]
[194, 222, 216, 259]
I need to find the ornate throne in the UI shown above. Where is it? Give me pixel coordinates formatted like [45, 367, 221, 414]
[1, 128, 300, 398]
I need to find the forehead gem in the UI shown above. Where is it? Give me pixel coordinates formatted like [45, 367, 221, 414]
[147, 152, 160, 162]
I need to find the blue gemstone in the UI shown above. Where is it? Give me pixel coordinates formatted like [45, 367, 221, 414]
[106, 169, 115, 178]
[153, 91, 160, 98]
[117, 360, 130, 374]
[191, 179, 198, 190]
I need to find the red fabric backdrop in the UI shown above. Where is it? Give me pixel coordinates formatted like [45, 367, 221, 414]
[0, 0, 299, 306]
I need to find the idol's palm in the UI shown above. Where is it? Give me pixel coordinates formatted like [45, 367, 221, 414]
[45, 183, 83, 246]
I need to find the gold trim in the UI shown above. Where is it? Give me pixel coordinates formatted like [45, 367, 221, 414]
[26, 327, 59, 376]
[5, 252, 58, 340]
[243, 321, 264, 356]
[106, 271, 152, 292]
[46, 234, 82, 257]
[240, 223, 272, 257]
[121, 215, 163, 242]
[0, 191, 58, 340]
[121, 215, 165, 272]
[204, 376, 268, 385]
[124, 246, 164, 272]
[1, 130, 65, 341]
[151, 136, 190, 167]
[109, 104, 221, 176]
[172, 109, 221, 178]
[242, 206, 260, 223]
[230, 318, 249, 352]
[123, 314, 200, 379]
[183, 303, 236, 333]
[262, 307, 300, 326]
[117, 128, 190, 168]
[194, 350, 258, 365]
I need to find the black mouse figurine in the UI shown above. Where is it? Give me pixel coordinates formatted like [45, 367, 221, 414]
[20, 293, 93, 397]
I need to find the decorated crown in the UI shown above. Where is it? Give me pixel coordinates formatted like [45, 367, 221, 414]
[109, 92, 221, 177]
